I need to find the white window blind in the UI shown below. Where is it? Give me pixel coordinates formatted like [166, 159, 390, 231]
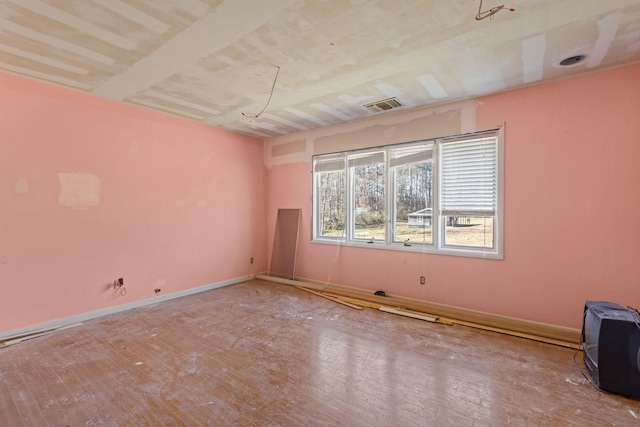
[314, 155, 345, 173]
[348, 151, 385, 168]
[390, 144, 433, 168]
[440, 136, 497, 216]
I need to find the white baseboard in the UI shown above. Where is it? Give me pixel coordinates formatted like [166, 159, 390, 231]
[0, 274, 254, 341]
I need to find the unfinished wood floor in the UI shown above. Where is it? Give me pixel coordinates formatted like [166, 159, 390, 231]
[1, 279, 638, 426]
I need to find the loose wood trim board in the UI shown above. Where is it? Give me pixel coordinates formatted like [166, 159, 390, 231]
[0, 323, 82, 348]
[379, 306, 438, 322]
[295, 286, 363, 310]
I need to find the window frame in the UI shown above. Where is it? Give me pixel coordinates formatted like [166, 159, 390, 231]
[311, 128, 504, 259]
[312, 153, 347, 241]
[348, 148, 387, 243]
[389, 141, 435, 246]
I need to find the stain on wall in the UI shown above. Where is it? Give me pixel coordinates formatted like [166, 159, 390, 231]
[14, 179, 29, 194]
[263, 100, 474, 167]
[57, 172, 102, 210]
[271, 140, 306, 157]
[313, 108, 463, 154]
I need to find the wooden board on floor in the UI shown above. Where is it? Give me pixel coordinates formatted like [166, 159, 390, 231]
[295, 286, 364, 310]
[379, 306, 438, 322]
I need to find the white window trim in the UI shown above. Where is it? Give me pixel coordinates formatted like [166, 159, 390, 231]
[311, 127, 504, 260]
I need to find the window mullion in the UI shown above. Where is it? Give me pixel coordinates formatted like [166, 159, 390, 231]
[385, 147, 392, 246]
[346, 159, 354, 242]
[433, 141, 441, 249]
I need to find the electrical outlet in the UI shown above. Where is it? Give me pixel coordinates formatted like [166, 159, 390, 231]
[420, 276, 426, 285]
[250, 257, 254, 264]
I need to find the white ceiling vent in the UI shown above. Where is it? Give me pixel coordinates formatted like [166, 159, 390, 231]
[363, 97, 403, 113]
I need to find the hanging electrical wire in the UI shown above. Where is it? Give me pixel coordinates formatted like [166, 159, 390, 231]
[475, 0, 515, 21]
[241, 65, 281, 119]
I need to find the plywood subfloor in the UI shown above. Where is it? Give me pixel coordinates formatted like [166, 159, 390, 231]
[0, 279, 638, 426]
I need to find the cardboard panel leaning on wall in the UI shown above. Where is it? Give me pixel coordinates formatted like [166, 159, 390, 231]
[0, 72, 267, 332]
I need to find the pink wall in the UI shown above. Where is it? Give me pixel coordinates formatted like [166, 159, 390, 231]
[266, 64, 640, 329]
[3, 65, 638, 333]
[0, 72, 267, 332]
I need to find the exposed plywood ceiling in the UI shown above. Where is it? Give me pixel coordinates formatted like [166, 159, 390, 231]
[1, 0, 639, 139]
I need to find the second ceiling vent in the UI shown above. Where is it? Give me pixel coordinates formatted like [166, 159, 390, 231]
[363, 97, 403, 113]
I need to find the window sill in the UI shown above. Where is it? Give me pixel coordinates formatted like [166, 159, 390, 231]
[311, 238, 503, 260]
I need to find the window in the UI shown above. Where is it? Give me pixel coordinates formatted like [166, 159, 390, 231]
[312, 129, 503, 259]
[390, 142, 433, 245]
[440, 135, 497, 250]
[313, 155, 346, 239]
[349, 150, 385, 241]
